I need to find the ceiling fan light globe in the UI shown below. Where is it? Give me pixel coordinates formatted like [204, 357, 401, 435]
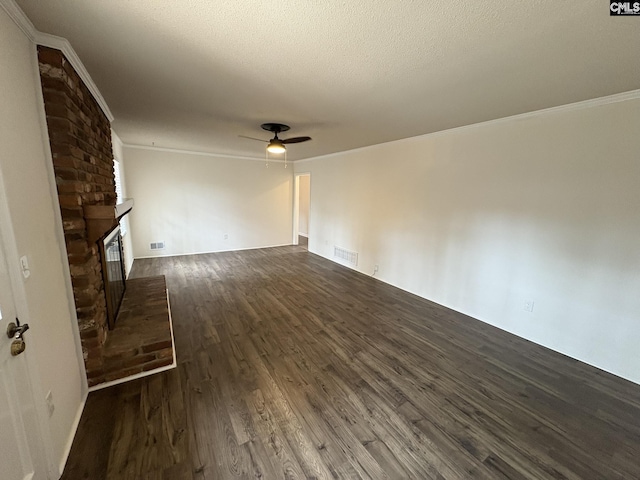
[266, 141, 286, 154]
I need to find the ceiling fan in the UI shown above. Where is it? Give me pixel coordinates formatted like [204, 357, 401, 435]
[240, 123, 311, 154]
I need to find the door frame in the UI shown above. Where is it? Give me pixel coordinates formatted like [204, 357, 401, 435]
[292, 172, 311, 246]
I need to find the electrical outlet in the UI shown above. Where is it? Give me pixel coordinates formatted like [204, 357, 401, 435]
[524, 300, 535, 313]
[45, 391, 55, 417]
[224, 234, 229, 240]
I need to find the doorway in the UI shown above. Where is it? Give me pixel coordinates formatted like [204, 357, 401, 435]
[293, 173, 310, 249]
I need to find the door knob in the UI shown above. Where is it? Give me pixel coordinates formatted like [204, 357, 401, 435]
[6, 319, 29, 356]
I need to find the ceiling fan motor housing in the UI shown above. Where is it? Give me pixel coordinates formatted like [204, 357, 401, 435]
[239, 123, 311, 149]
[261, 123, 290, 134]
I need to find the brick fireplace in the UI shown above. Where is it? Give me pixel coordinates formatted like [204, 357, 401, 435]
[37, 46, 117, 382]
[38, 46, 175, 387]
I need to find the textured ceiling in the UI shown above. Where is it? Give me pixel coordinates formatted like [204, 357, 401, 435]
[15, 0, 640, 160]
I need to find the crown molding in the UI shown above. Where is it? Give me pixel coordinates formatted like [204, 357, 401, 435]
[6, 0, 637, 164]
[35, 32, 114, 122]
[1, 0, 114, 122]
[301, 88, 640, 163]
[123, 143, 289, 164]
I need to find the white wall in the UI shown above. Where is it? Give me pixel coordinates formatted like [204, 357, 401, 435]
[295, 94, 640, 384]
[298, 174, 310, 236]
[0, 6, 86, 475]
[123, 147, 293, 258]
[111, 131, 134, 275]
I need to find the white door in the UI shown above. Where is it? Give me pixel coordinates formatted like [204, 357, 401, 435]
[0, 227, 47, 479]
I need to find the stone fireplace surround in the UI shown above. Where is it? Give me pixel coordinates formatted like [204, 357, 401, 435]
[38, 46, 173, 386]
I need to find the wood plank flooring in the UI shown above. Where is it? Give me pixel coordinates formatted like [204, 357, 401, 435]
[62, 245, 640, 479]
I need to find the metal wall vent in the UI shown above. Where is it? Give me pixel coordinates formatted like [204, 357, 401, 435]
[150, 241, 165, 250]
[334, 246, 358, 266]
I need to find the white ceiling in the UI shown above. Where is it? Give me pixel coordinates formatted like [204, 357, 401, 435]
[15, 1, 640, 161]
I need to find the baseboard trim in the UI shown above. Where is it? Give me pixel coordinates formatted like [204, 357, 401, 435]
[58, 391, 87, 475]
[134, 243, 293, 260]
[310, 246, 639, 386]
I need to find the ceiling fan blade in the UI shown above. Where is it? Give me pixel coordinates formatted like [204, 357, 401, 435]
[282, 136, 312, 144]
[239, 135, 267, 142]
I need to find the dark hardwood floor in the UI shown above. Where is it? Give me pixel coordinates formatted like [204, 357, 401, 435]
[62, 246, 640, 479]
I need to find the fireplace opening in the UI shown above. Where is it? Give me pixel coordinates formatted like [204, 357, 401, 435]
[100, 224, 126, 329]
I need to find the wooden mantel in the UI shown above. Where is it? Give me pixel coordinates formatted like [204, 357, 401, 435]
[115, 198, 134, 220]
[84, 198, 134, 244]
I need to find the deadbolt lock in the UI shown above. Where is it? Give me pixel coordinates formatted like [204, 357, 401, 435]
[11, 339, 26, 356]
